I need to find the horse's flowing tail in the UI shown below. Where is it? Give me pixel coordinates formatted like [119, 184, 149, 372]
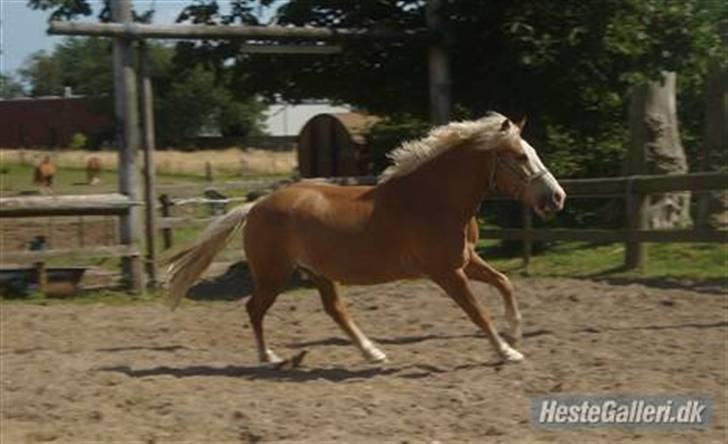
[166, 202, 254, 310]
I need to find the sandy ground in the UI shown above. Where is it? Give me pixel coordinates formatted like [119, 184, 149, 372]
[1, 277, 726, 443]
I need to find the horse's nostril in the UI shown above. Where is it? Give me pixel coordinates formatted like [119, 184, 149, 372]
[552, 191, 565, 207]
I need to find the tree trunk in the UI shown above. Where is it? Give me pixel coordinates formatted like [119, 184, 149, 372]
[696, 63, 728, 229]
[627, 72, 691, 229]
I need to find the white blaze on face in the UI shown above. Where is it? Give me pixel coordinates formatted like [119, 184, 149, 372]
[520, 139, 566, 216]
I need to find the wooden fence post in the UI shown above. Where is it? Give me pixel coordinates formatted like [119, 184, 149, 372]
[111, 0, 144, 293]
[205, 162, 213, 182]
[522, 203, 533, 274]
[624, 178, 648, 270]
[426, 0, 451, 125]
[139, 41, 159, 288]
[34, 261, 48, 295]
[159, 194, 173, 250]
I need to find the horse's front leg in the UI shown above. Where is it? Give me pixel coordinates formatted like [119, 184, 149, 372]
[464, 253, 522, 346]
[430, 268, 523, 363]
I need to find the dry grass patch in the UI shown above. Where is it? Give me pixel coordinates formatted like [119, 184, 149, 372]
[1, 147, 296, 177]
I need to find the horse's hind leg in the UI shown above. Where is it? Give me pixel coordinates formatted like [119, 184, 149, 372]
[464, 253, 521, 345]
[246, 261, 292, 364]
[246, 284, 284, 364]
[310, 274, 387, 363]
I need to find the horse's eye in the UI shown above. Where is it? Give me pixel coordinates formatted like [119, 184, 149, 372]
[516, 153, 529, 162]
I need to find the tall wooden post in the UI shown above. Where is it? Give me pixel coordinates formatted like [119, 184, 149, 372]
[111, 0, 144, 293]
[426, 0, 451, 125]
[139, 42, 159, 288]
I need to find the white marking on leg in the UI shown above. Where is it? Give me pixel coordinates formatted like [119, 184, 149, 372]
[259, 348, 284, 364]
[494, 332, 524, 362]
[350, 324, 387, 363]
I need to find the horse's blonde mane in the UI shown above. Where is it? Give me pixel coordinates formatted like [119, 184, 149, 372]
[378, 112, 517, 183]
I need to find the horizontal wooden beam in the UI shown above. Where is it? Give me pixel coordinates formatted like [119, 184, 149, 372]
[560, 172, 727, 196]
[1, 245, 140, 264]
[302, 172, 727, 198]
[238, 43, 341, 54]
[158, 216, 216, 229]
[480, 228, 728, 243]
[48, 21, 429, 42]
[0, 193, 140, 217]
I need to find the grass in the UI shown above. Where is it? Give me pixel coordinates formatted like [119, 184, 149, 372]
[476, 240, 727, 282]
[1, 150, 724, 303]
[3, 240, 724, 306]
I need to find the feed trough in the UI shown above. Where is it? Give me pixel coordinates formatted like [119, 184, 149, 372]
[0, 267, 87, 297]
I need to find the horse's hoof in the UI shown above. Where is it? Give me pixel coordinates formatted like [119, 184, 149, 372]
[260, 349, 284, 365]
[500, 347, 524, 363]
[365, 348, 388, 364]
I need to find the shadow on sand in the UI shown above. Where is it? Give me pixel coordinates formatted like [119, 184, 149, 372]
[99, 364, 399, 382]
[186, 261, 310, 302]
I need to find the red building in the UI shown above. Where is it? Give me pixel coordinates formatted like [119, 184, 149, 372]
[0, 96, 113, 148]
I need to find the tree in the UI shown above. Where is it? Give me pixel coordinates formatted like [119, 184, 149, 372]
[29, 1, 726, 175]
[17, 34, 267, 146]
[628, 72, 691, 229]
[18, 50, 63, 96]
[0, 74, 25, 98]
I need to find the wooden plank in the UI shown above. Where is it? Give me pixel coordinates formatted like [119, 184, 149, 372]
[238, 43, 342, 54]
[426, 0, 451, 124]
[159, 194, 174, 250]
[48, 21, 429, 42]
[635, 229, 728, 243]
[480, 229, 728, 243]
[559, 172, 727, 196]
[158, 216, 216, 230]
[625, 187, 648, 270]
[111, 0, 144, 294]
[0, 194, 139, 217]
[296, 173, 727, 197]
[2, 245, 140, 264]
[480, 229, 624, 243]
[139, 42, 159, 288]
[635, 172, 727, 193]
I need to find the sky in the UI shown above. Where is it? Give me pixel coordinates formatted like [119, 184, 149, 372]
[0, 0, 281, 78]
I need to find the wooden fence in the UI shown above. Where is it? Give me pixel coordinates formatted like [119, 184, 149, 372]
[1, 172, 724, 295]
[154, 171, 727, 271]
[480, 171, 728, 270]
[0, 193, 142, 292]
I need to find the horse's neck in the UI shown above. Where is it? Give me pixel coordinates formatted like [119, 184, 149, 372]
[380, 147, 494, 225]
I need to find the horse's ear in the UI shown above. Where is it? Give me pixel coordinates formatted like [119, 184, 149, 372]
[500, 119, 511, 132]
[516, 115, 527, 131]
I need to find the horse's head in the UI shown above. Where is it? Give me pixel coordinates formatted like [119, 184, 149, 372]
[491, 117, 566, 218]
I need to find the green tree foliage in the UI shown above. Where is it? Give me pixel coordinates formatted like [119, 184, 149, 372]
[170, 0, 726, 179]
[0, 74, 25, 98]
[19, 37, 112, 97]
[17, 33, 267, 145]
[28, 0, 726, 174]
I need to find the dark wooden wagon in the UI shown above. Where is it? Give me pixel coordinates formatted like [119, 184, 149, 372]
[297, 112, 380, 178]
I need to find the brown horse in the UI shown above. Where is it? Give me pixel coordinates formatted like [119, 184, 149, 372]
[86, 156, 102, 185]
[33, 156, 56, 188]
[168, 113, 566, 364]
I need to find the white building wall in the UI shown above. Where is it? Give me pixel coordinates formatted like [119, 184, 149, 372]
[264, 103, 351, 136]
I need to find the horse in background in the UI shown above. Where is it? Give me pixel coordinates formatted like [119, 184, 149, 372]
[86, 156, 102, 185]
[33, 156, 56, 189]
[167, 112, 566, 365]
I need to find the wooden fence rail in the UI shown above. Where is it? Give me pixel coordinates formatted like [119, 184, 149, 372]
[155, 172, 727, 272]
[0, 194, 142, 293]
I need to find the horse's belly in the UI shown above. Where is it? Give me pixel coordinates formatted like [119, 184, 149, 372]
[293, 239, 421, 285]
